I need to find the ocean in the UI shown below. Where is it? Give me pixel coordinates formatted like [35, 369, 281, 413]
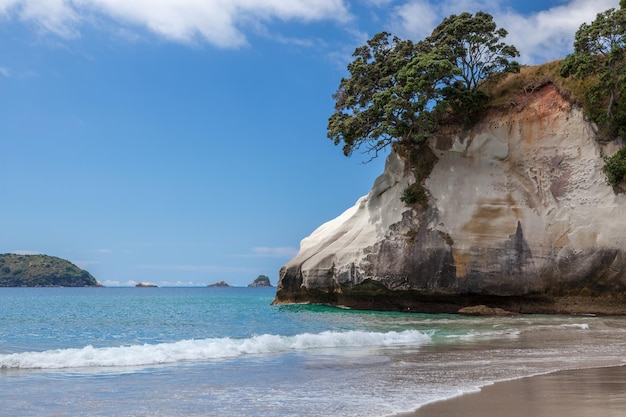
[1, 287, 625, 417]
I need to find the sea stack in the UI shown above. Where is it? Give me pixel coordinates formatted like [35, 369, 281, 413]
[248, 275, 273, 287]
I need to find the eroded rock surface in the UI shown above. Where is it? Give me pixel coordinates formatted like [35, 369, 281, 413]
[274, 84, 626, 314]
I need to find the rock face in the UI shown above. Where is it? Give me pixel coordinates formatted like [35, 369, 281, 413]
[274, 84, 626, 314]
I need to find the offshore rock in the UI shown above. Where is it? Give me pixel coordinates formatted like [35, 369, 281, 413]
[208, 280, 231, 287]
[274, 84, 626, 314]
[248, 275, 273, 287]
[135, 282, 158, 287]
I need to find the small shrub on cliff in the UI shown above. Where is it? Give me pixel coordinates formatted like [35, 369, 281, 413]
[604, 147, 626, 186]
[400, 183, 428, 205]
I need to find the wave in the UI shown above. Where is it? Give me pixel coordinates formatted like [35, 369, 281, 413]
[0, 330, 430, 370]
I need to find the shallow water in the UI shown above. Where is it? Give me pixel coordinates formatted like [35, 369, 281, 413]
[1, 287, 625, 416]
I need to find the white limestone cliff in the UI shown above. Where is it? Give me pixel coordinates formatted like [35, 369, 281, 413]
[274, 84, 626, 313]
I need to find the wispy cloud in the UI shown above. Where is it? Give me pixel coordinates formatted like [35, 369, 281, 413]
[72, 260, 101, 268]
[230, 246, 299, 258]
[102, 279, 138, 287]
[103, 279, 214, 287]
[0, 67, 10, 77]
[86, 248, 113, 254]
[251, 246, 299, 258]
[0, 0, 351, 47]
[135, 264, 258, 274]
[390, 0, 620, 64]
[0, 0, 80, 38]
[499, 0, 619, 63]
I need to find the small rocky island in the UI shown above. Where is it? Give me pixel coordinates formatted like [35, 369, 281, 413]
[248, 275, 273, 287]
[0, 253, 101, 287]
[135, 282, 158, 287]
[207, 280, 231, 287]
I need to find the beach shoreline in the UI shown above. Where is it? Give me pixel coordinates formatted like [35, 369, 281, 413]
[398, 365, 626, 417]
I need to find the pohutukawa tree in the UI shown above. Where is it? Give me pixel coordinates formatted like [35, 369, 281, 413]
[422, 11, 520, 124]
[326, 32, 452, 157]
[327, 11, 520, 158]
[425, 11, 520, 92]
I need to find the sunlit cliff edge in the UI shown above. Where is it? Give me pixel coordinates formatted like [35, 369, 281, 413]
[274, 80, 626, 314]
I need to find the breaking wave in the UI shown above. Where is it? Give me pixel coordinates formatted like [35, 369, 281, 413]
[0, 330, 430, 370]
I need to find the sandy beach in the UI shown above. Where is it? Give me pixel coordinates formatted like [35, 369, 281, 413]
[401, 365, 626, 417]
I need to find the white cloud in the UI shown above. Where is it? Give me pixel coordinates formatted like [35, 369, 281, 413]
[0, 0, 351, 47]
[102, 279, 137, 286]
[0, 0, 80, 37]
[363, 0, 395, 6]
[390, 0, 502, 41]
[0, 66, 10, 77]
[227, 246, 298, 258]
[391, 0, 439, 40]
[499, 0, 620, 63]
[158, 280, 201, 287]
[390, 0, 620, 64]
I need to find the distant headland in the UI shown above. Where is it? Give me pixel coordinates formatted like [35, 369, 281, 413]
[0, 254, 101, 287]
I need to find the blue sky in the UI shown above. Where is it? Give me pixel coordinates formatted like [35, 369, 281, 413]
[0, 0, 619, 287]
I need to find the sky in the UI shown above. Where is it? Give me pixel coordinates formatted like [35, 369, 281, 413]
[0, 0, 619, 287]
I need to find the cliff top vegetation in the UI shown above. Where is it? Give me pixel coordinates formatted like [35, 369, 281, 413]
[328, 2, 626, 187]
[327, 11, 520, 160]
[0, 253, 100, 287]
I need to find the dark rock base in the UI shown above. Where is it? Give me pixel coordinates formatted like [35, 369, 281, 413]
[272, 286, 626, 315]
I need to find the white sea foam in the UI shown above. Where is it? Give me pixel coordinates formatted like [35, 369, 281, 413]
[0, 329, 430, 370]
[559, 323, 590, 330]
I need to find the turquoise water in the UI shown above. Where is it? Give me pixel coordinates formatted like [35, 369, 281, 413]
[1, 287, 626, 416]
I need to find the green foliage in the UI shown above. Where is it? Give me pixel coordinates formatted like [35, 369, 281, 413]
[425, 11, 520, 92]
[400, 183, 427, 205]
[604, 147, 626, 186]
[328, 12, 519, 158]
[560, 6, 626, 139]
[0, 254, 99, 287]
[327, 32, 448, 157]
[425, 11, 519, 125]
[560, 3, 626, 186]
[253, 275, 270, 284]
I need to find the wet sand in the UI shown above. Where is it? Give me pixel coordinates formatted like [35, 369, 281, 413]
[401, 365, 626, 417]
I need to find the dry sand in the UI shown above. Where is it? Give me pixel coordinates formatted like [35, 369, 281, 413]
[400, 365, 626, 417]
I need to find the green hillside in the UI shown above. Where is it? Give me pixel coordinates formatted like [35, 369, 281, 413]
[0, 254, 101, 287]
